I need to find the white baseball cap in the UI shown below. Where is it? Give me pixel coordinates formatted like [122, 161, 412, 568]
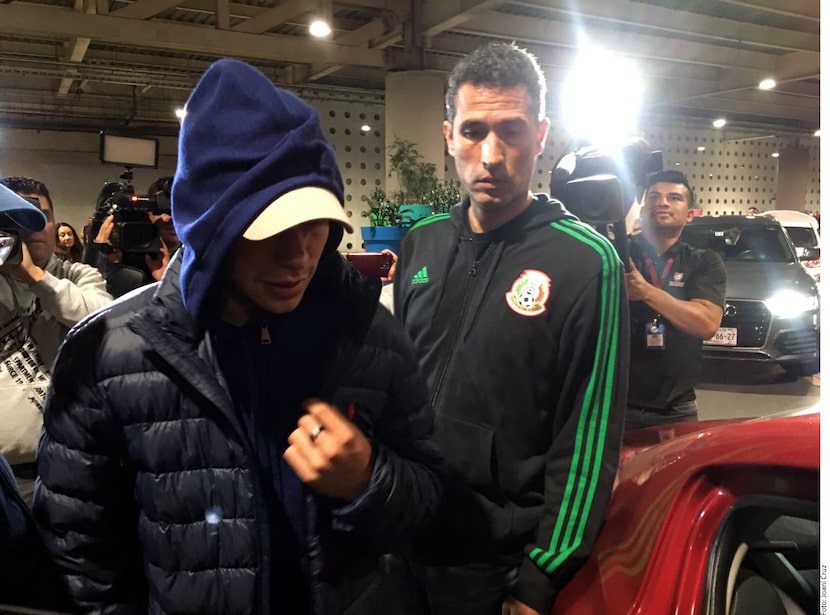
[243, 185, 353, 241]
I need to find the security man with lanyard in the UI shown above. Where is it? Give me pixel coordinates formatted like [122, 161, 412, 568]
[625, 170, 727, 431]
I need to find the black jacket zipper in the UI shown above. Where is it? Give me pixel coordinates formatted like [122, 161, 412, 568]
[430, 243, 492, 410]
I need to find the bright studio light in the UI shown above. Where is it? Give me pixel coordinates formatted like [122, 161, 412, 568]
[175, 107, 186, 120]
[309, 18, 331, 37]
[697, 146, 706, 152]
[759, 78, 777, 90]
[360, 124, 371, 133]
[712, 118, 727, 129]
[771, 152, 780, 158]
[561, 46, 643, 148]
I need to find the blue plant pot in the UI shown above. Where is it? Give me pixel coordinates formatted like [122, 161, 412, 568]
[360, 226, 408, 255]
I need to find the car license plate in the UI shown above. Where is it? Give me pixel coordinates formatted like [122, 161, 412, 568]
[704, 327, 738, 346]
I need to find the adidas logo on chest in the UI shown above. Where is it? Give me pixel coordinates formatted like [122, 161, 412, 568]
[411, 266, 429, 285]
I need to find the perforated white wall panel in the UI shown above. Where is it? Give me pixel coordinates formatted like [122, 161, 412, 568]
[0, 103, 820, 254]
[316, 98, 386, 252]
[526, 123, 821, 217]
[806, 139, 821, 212]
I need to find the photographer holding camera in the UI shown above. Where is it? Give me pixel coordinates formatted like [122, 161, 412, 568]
[0, 176, 112, 502]
[145, 175, 181, 277]
[86, 174, 180, 296]
[548, 145, 724, 431]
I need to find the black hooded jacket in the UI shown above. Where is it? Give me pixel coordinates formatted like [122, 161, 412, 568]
[395, 195, 629, 614]
[34, 251, 444, 614]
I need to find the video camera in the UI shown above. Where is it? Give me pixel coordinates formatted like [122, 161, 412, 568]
[92, 167, 171, 254]
[550, 140, 663, 269]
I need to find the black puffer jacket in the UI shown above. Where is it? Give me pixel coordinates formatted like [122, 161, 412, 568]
[34, 253, 443, 614]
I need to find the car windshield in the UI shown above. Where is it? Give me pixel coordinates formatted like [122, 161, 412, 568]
[784, 226, 818, 250]
[682, 222, 796, 263]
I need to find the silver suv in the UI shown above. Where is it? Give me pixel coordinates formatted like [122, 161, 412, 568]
[681, 216, 820, 376]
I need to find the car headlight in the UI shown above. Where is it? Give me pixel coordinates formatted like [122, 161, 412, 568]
[765, 290, 819, 318]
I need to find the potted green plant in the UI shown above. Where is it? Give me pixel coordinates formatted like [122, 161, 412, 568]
[360, 137, 463, 252]
[388, 137, 464, 218]
[426, 177, 462, 216]
[360, 185, 407, 253]
[387, 137, 438, 226]
[361, 185, 402, 226]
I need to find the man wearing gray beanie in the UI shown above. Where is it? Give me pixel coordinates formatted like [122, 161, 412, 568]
[34, 58, 443, 614]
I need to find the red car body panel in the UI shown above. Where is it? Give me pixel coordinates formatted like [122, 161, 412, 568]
[552, 412, 820, 614]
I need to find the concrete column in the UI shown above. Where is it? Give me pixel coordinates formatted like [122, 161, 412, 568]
[384, 70, 446, 191]
[775, 146, 810, 211]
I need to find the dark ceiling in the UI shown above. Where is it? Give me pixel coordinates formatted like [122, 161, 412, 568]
[0, 0, 820, 137]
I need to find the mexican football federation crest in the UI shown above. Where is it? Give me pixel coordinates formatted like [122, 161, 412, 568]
[505, 269, 551, 317]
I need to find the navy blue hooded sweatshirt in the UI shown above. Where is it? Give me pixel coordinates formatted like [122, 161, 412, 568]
[172, 58, 352, 611]
[172, 59, 346, 323]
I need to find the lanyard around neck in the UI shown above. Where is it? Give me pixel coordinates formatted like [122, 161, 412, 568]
[643, 254, 674, 289]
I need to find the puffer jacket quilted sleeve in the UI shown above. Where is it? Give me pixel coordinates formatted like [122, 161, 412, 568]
[34, 290, 156, 612]
[34, 278, 265, 614]
[322, 304, 444, 548]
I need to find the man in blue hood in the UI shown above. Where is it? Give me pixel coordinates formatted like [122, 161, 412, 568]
[33, 59, 443, 614]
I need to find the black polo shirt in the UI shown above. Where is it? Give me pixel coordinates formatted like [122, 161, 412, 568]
[627, 234, 727, 410]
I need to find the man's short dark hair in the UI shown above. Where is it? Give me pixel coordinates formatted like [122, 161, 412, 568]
[644, 170, 695, 209]
[148, 176, 173, 197]
[0, 176, 53, 211]
[445, 42, 547, 124]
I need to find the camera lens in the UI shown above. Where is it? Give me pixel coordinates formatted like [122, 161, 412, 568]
[120, 222, 160, 252]
[0, 232, 17, 265]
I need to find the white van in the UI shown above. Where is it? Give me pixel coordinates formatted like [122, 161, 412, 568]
[760, 210, 821, 281]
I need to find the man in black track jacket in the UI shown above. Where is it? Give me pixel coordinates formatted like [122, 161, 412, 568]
[34, 59, 443, 614]
[394, 43, 629, 615]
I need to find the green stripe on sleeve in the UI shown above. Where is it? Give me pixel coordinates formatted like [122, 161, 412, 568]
[557, 221, 621, 558]
[530, 219, 622, 575]
[409, 213, 451, 231]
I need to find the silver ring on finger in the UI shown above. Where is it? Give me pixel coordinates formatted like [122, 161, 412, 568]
[309, 425, 324, 443]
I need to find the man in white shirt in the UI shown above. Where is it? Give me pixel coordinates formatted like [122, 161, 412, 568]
[0, 177, 112, 501]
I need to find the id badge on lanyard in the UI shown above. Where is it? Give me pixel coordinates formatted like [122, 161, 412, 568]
[643, 255, 673, 351]
[646, 319, 665, 350]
